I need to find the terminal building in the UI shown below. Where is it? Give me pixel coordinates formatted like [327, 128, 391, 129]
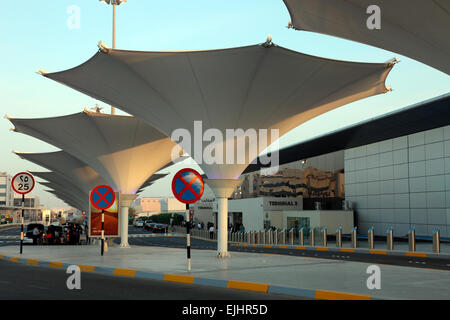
[192, 93, 450, 238]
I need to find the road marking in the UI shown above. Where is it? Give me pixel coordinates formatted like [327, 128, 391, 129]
[113, 268, 136, 277]
[227, 280, 269, 293]
[369, 250, 387, 255]
[314, 289, 372, 300]
[163, 274, 194, 284]
[49, 261, 63, 268]
[405, 252, 427, 258]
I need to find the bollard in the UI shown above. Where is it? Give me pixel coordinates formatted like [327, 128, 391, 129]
[228, 231, 231, 242]
[408, 228, 416, 252]
[351, 226, 357, 248]
[261, 230, 266, 244]
[267, 230, 272, 245]
[309, 228, 315, 247]
[432, 228, 440, 253]
[289, 228, 294, 245]
[368, 226, 374, 249]
[336, 226, 342, 248]
[299, 227, 304, 246]
[321, 227, 327, 247]
[274, 229, 278, 245]
[386, 227, 394, 251]
[281, 229, 286, 245]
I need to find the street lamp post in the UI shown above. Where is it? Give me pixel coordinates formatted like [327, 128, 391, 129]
[100, 0, 127, 115]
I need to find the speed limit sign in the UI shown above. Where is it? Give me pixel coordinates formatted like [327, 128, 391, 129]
[11, 172, 35, 194]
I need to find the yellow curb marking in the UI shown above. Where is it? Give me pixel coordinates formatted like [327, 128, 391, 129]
[279, 245, 288, 249]
[405, 252, 427, 258]
[49, 261, 64, 268]
[340, 248, 355, 253]
[9, 256, 19, 262]
[27, 259, 39, 265]
[263, 245, 273, 248]
[113, 268, 136, 277]
[227, 280, 269, 293]
[369, 250, 387, 255]
[78, 265, 96, 272]
[163, 274, 194, 284]
[315, 289, 372, 300]
[295, 246, 306, 250]
[316, 247, 328, 251]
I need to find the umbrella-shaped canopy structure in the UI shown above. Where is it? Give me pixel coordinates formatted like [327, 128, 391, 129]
[46, 189, 87, 213]
[40, 41, 395, 257]
[16, 150, 170, 196]
[9, 111, 182, 247]
[283, 0, 450, 74]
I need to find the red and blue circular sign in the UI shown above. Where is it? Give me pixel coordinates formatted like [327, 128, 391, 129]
[90, 185, 116, 210]
[171, 168, 204, 204]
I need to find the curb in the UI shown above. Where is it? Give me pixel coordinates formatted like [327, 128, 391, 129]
[0, 253, 377, 300]
[228, 242, 450, 260]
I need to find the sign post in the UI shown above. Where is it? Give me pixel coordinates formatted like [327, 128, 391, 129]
[171, 168, 204, 271]
[11, 172, 35, 254]
[90, 185, 116, 256]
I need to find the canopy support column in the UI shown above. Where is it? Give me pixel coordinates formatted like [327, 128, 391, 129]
[205, 179, 242, 258]
[120, 194, 138, 248]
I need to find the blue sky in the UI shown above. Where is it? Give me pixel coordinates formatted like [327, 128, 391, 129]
[1, 0, 449, 208]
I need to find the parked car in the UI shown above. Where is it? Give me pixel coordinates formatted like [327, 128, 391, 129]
[135, 220, 144, 227]
[144, 222, 157, 231]
[25, 223, 45, 244]
[152, 224, 168, 233]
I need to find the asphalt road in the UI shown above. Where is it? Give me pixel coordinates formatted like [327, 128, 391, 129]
[0, 259, 303, 300]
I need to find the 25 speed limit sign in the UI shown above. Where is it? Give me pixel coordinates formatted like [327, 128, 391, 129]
[11, 172, 35, 194]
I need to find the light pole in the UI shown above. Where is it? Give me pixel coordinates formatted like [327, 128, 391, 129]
[100, 0, 127, 115]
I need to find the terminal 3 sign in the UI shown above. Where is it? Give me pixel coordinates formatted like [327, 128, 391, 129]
[263, 197, 303, 211]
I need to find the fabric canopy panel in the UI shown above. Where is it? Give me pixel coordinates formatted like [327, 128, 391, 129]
[9, 111, 180, 194]
[43, 42, 394, 179]
[283, 0, 450, 74]
[31, 171, 88, 205]
[45, 189, 87, 212]
[15, 151, 169, 195]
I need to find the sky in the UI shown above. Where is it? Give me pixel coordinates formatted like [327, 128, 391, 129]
[0, 0, 449, 208]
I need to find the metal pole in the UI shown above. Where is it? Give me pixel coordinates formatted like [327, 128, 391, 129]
[101, 210, 104, 256]
[321, 227, 327, 247]
[336, 226, 342, 248]
[274, 229, 278, 245]
[20, 194, 24, 254]
[289, 228, 293, 245]
[111, 3, 116, 115]
[386, 227, 394, 251]
[299, 227, 304, 246]
[186, 204, 191, 271]
[432, 228, 440, 253]
[310, 228, 315, 247]
[351, 226, 357, 248]
[368, 226, 374, 249]
[408, 228, 415, 252]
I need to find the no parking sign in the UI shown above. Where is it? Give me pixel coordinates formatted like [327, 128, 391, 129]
[171, 168, 204, 204]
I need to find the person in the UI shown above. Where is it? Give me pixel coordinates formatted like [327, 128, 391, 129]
[209, 225, 215, 239]
[32, 226, 40, 245]
[240, 224, 245, 233]
[197, 223, 201, 230]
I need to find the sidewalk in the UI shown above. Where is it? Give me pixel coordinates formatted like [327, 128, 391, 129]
[1, 244, 449, 300]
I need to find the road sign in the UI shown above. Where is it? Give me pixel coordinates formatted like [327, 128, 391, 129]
[171, 168, 204, 204]
[11, 172, 35, 194]
[90, 185, 116, 210]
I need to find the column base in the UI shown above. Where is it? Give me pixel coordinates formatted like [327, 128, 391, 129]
[119, 242, 130, 248]
[216, 251, 231, 259]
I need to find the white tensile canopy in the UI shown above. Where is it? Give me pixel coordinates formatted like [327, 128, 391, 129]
[16, 150, 169, 196]
[46, 189, 87, 213]
[283, 0, 450, 75]
[9, 111, 181, 247]
[41, 42, 395, 257]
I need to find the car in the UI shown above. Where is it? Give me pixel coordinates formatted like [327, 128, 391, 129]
[25, 223, 45, 244]
[152, 224, 168, 233]
[144, 222, 157, 231]
[135, 220, 144, 227]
